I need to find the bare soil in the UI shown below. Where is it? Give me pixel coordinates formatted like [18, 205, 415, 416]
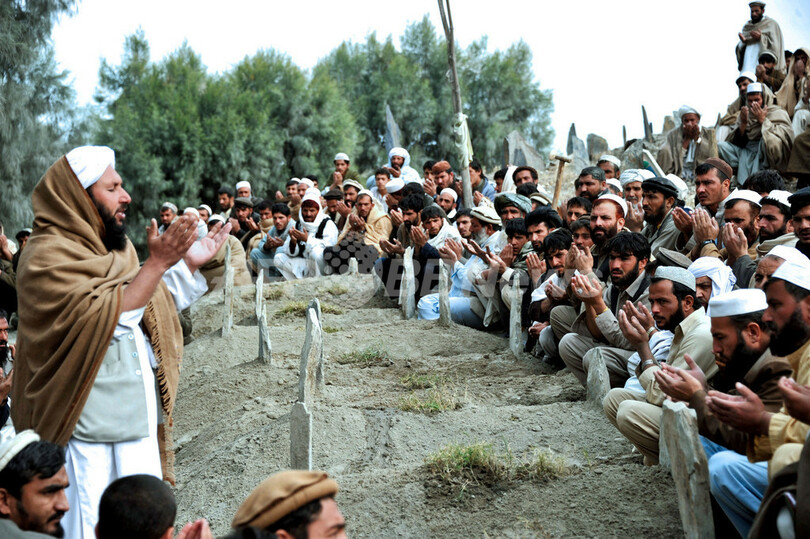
[173, 273, 683, 538]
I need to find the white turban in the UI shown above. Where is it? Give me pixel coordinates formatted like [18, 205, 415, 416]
[66, 146, 116, 189]
[299, 178, 314, 189]
[688, 257, 736, 299]
[678, 105, 700, 118]
[440, 188, 458, 202]
[389, 147, 408, 159]
[0, 430, 41, 471]
[197, 203, 213, 216]
[619, 169, 645, 187]
[235, 180, 251, 191]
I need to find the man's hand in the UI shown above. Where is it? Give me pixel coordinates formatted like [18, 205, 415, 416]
[464, 239, 488, 261]
[778, 377, 810, 424]
[444, 238, 464, 263]
[499, 244, 515, 269]
[0, 235, 11, 261]
[546, 281, 567, 301]
[672, 207, 694, 237]
[755, 63, 767, 80]
[526, 253, 545, 285]
[336, 201, 352, 218]
[624, 202, 645, 232]
[571, 274, 602, 305]
[382, 239, 405, 256]
[228, 217, 241, 233]
[739, 32, 746, 42]
[274, 190, 284, 200]
[424, 178, 437, 197]
[410, 226, 427, 248]
[384, 193, 397, 209]
[750, 101, 768, 124]
[739, 106, 749, 132]
[176, 519, 214, 539]
[263, 236, 284, 251]
[0, 369, 13, 404]
[288, 194, 302, 206]
[706, 384, 772, 434]
[473, 191, 484, 206]
[622, 301, 655, 333]
[438, 244, 458, 265]
[693, 208, 719, 244]
[489, 252, 508, 275]
[333, 171, 344, 184]
[723, 223, 748, 261]
[528, 321, 548, 337]
[349, 213, 366, 232]
[654, 361, 704, 402]
[245, 218, 260, 232]
[572, 244, 594, 275]
[147, 216, 198, 271]
[289, 227, 308, 243]
[617, 309, 649, 348]
[386, 166, 401, 178]
[185, 221, 232, 273]
[389, 209, 404, 228]
[750, 29, 761, 40]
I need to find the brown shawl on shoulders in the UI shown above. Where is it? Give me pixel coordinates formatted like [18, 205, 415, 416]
[12, 156, 182, 480]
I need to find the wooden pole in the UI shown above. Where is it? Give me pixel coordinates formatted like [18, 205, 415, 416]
[438, 0, 474, 209]
[548, 153, 572, 208]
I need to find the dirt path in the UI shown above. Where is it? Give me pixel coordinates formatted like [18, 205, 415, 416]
[173, 274, 683, 537]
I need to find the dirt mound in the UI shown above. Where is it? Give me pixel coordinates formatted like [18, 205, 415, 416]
[173, 274, 683, 537]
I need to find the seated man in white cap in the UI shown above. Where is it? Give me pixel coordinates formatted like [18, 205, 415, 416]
[718, 82, 794, 186]
[603, 266, 715, 465]
[235, 180, 261, 207]
[197, 203, 212, 222]
[324, 190, 392, 275]
[325, 152, 361, 192]
[436, 188, 458, 221]
[274, 189, 338, 281]
[596, 154, 621, 180]
[559, 232, 653, 387]
[157, 202, 177, 234]
[690, 190, 763, 262]
[704, 260, 810, 537]
[11, 146, 230, 539]
[652, 288, 791, 537]
[657, 106, 717, 181]
[0, 431, 69, 538]
[383, 177, 406, 214]
[232, 470, 345, 538]
[200, 215, 252, 292]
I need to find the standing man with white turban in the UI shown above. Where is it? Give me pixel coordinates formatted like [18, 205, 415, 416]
[274, 189, 338, 280]
[12, 146, 231, 538]
[657, 106, 717, 181]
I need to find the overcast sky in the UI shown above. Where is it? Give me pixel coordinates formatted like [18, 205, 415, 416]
[52, 0, 810, 154]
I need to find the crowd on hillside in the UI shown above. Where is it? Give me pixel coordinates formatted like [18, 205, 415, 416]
[1, 1, 810, 537]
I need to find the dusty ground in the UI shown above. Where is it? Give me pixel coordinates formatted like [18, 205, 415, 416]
[173, 274, 684, 538]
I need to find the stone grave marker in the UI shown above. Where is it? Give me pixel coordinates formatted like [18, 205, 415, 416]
[290, 401, 312, 470]
[221, 242, 234, 337]
[509, 273, 523, 358]
[586, 353, 611, 408]
[438, 260, 452, 326]
[399, 247, 416, 319]
[298, 306, 323, 407]
[348, 257, 359, 275]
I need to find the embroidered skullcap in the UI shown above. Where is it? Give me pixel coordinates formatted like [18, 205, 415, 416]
[606, 178, 622, 191]
[299, 178, 314, 189]
[737, 71, 756, 84]
[197, 203, 213, 215]
[470, 205, 502, 226]
[0, 430, 41, 472]
[761, 189, 791, 209]
[654, 266, 696, 292]
[726, 189, 762, 208]
[342, 179, 363, 192]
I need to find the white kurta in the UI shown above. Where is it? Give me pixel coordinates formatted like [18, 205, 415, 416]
[63, 260, 206, 539]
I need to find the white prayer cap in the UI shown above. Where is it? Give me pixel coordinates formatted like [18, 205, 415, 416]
[678, 105, 701, 118]
[688, 256, 736, 298]
[639, 170, 656, 180]
[606, 178, 622, 191]
[596, 193, 628, 217]
[0, 430, 41, 472]
[342, 179, 363, 192]
[726, 189, 762, 208]
[299, 178, 314, 189]
[470, 205, 502, 226]
[766, 245, 810, 266]
[208, 214, 226, 225]
[334, 152, 350, 162]
[66, 146, 116, 189]
[183, 207, 199, 218]
[737, 71, 756, 84]
[619, 169, 645, 187]
[289, 177, 301, 184]
[598, 154, 621, 168]
[235, 180, 251, 191]
[708, 289, 767, 318]
[440, 188, 458, 202]
[772, 260, 810, 292]
[666, 174, 689, 201]
[654, 266, 696, 292]
[356, 188, 374, 200]
[386, 177, 405, 194]
[197, 203, 213, 215]
[747, 82, 764, 94]
[761, 189, 792, 208]
[161, 202, 178, 213]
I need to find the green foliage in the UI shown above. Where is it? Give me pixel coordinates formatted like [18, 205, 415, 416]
[0, 0, 83, 236]
[336, 345, 391, 366]
[275, 300, 343, 318]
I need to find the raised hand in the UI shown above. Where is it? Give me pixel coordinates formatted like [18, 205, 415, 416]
[185, 221, 232, 273]
[778, 377, 810, 424]
[692, 208, 719, 244]
[706, 383, 770, 434]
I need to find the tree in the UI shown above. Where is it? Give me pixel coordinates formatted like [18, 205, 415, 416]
[0, 0, 82, 238]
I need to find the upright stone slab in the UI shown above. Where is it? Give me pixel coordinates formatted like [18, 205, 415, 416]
[509, 273, 523, 358]
[255, 270, 264, 318]
[586, 134, 609, 163]
[258, 305, 274, 365]
[221, 242, 234, 337]
[566, 123, 590, 173]
[308, 299, 324, 387]
[399, 247, 416, 319]
[298, 307, 323, 407]
[586, 353, 610, 409]
[660, 400, 715, 539]
[290, 401, 312, 470]
[348, 257, 359, 275]
[438, 261, 452, 326]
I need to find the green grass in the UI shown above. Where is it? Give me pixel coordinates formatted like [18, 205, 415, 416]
[322, 284, 349, 295]
[275, 300, 344, 318]
[399, 377, 464, 414]
[426, 442, 568, 485]
[323, 326, 340, 334]
[265, 287, 285, 301]
[336, 345, 390, 366]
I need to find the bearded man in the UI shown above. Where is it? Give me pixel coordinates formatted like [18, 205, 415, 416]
[736, 1, 785, 75]
[12, 146, 230, 538]
[658, 106, 717, 181]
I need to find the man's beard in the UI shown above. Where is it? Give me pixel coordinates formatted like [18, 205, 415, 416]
[766, 309, 810, 356]
[712, 339, 762, 393]
[17, 497, 65, 538]
[752, 13, 763, 23]
[611, 262, 639, 289]
[591, 225, 617, 247]
[759, 224, 787, 242]
[88, 194, 128, 251]
[643, 207, 665, 226]
[658, 303, 686, 332]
